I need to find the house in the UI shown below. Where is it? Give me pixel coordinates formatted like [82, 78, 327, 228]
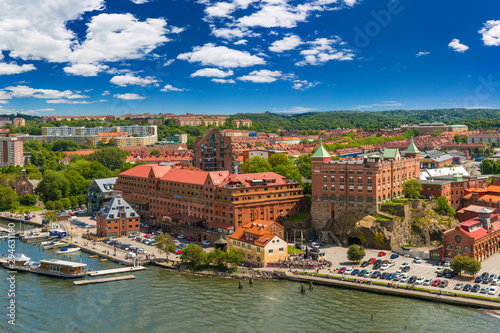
[87, 177, 118, 214]
[14, 168, 40, 196]
[228, 221, 287, 267]
[96, 193, 140, 237]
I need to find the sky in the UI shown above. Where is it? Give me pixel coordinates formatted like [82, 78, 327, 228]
[0, 0, 499, 117]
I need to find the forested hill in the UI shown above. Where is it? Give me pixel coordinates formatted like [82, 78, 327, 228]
[232, 108, 500, 132]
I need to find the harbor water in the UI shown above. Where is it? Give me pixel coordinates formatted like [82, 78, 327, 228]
[1, 220, 500, 332]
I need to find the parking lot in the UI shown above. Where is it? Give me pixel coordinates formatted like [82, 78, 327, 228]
[302, 244, 500, 296]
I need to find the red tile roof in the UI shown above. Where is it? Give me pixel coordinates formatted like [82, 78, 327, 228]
[160, 168, 208, 185]
[119, 164, 171, 178]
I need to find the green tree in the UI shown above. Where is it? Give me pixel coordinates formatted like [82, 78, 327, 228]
[154, 233, 176, 260]
[450, 255, 468, 276]
[44, 201, 55, 210]
[224, 249, 245, 268]
[69, 196, 79, 208]
[434, 196, 456, 217]
[37, 170, 70, 202]
[402, 179, 423, 199]
[453, 134, 462, 144]
[294, 154, 312, 179]
[54, 200, 64, 211]
[0, 186, 18, 211]
[61, 198, 71, 210]
[44, 210, 59, 224]
[208, 248, 226, 268]
[347, 244, 366, 263]
[87, 147, 129, 171]
[19, 194, 38, 206]
[24, 164, 42, 179]
[150, 149, 161, 156]
[464, 257, 482, 277]
[180, 244, 205, 267]
[241, 157, 273, 173]
[64, 170, 87, 196]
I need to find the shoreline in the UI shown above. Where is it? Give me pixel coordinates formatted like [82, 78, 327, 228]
[280, 271, 500, 310]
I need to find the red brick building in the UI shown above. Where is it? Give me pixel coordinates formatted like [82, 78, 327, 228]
[462, 175, 500, 210]
[193, 128, 233, 172]
[114, 164, 306, 230]
[311, 139, 421, 217]
[442, 208, 500, 261]
[96, 193, 140, 237]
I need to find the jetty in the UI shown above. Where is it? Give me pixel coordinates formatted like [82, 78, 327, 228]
[88, 266, 145, 276]
[74, 275, 135, 286]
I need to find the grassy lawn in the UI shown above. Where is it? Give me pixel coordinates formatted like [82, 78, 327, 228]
[285, 211, 310, 222]
[12, 206, 44, 214]
[288, 246, 302, 254]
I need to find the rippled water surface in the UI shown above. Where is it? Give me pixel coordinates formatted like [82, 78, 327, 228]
[1, 221, 499, 332]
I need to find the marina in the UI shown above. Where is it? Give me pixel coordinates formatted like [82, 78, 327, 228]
[74, 275, 136, 285]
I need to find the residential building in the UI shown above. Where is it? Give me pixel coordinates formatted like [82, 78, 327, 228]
[96, 193, 140, 237]
[17, 134, 99, 146]
[442, 208, 500, 262]
[242, 149, 288, 162]
[97, 132, 129, 144]
[114, 164, 306, 231]
[14, 168, 39, 196]
[401, 123, 468, 135]
[113, 135, 158, 147]
[0, 137, 24, 167]
[468, 133, 500, 145]
[42, 125, 157, 137]
[0, 117, 12, 126]
[232, 119, 252, 128]
[175, 118, 203, 126]
[193, 128, 233, 172]
[311, 139, 421, 222]
[420, 150, 455, 169]
[87, 177, 118, 214]
[228, 221, 287, 267]
[12, 118, 26, 128]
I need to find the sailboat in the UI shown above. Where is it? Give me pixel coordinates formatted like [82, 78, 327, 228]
[56, 247, 81, 254]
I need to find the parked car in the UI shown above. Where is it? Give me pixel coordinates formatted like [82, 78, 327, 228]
[312, 242, 320, 250]
[175, 249, 182, 255]
[373, 263, 382, 270]
[137, 248, 147, 254]
[491, 279, 499, 286]
[202, 240, 211, 246]
[380, 272, 389, 279]
[186, 237, 195, 241]
[363, 271, 372, 278]
[390, 254, 400, 259]
[443, 261, 450, 267]
[386, 273, 395, 280]
[388, 260, 395, 267]
[431, 279, 441, 287]
[400, 262, 410, 269]
[308, 236, 316, 243]
[463, 284, 472, 292]
[368, 258, 376, 264]
[454, 283, 464, 290]
[357, 269, 367, 277]
[371, 271, 381, 279]
[361, 261, 370, 267]
[439, 280, 449, 288]
[423, 278, 432, 286]
[177, 235, 186, 239]
[380, 264, 389, 271]
[351, 269, 360, 276]
[402, 266, 411, 273]
[378, 251, 387, 257]
[413, 257, 422, 264]
[344, 268, 353, 275]
[408, 276, 417, 284]
[488, 274, 497, 283]
[480, 287, 490, 294]
[400, 276, 409, 283]
[125, 252, 136, 259]
[471, 285, 481, 293]
[489, 286, 498, 295]
[435, 267, 444, 274]
[339, 267, 347, 274]
[475, 277, 483, 283]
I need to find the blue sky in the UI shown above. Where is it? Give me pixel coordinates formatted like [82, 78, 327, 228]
[0, 0, 499, 116]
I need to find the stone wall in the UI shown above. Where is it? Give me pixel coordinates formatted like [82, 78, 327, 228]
[310, 201, 332, 231]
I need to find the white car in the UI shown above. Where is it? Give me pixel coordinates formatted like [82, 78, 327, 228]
[423, 278, 432, 286]
[491, 279, 499, 286]
[202, 240, 211, 246]
[173, 240, 181, 246]
[400, 276, 409, 283]
[363, 270, 372, 278]
[444, 261, 451, 267]
[435, 267, 444, 273]
[380, 264, 389, 270]
[415, 277, 425, 285]
[177, 234, 186, 239]
[413, 258, 422, 264]
[312, 242, 320, 249]
[400, 263, 410, 269]
[388, 260, 395, 267]
[344, 268, 353, 275]
[137, 248, 147, 254]
[488, 286, 497, 295]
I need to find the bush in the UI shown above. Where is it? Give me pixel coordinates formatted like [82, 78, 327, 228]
[19, 194, 38, 206]
[347, 244, 366, 263]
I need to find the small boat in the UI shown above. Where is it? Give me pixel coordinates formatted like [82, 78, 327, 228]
[22, 232, 49, 240]
[100, 258, 108, 262]
[42, 241, 66, 249]
[89, 255, 99, 258]
[57, 247, 81, 254]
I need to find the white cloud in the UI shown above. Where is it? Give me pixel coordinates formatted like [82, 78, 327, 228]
[237, 69, 282, 83]
[161, 84, 185, 92]
[0, 62, 36, 75]
[238, 4, 310, 28]
[416, 51, 430, 57]
[292, 79, 319, 90]
[131, 0, 149, 4]
[212, 78, 236, 84]
[269, 35, 302, 53]
[164, 59, 175, 66]
[113, 93, 146, 100]
[46, 99, 106, 104]
[355, 105, 373, 110]
[63, 63, 108, 76]
[343, 0, 357, 6]
[110, 74, 158, 87]
[234, 39, 248, 45]
[178, 43, 265, 68]
[1, 85, 87, 100]
[448, 39, 469, 53]
[191, 68, 234, 78]
[102, 90, 110, 96]
[205, 2, 237, 18]
[373, 101, 404, 107]
[479, 20, 500, 46]
[274, 106, 316, 113]
[210, 26, 252, 40]
[0, 100, 8, 104]
[296, 37, 354, 65]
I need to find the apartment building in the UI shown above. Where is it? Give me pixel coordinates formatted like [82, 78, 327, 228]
[113, 135, 158, 147]
[114, 164, 306, 230]
[96, 193, 140, 237]
[0, 117, 12, 126]
[0, 137, 24, 167]
[87, 177, 118, 214]
[311, 139, 421, 223]
[42, 125, 157, 137]
[193, 128, 233, 172]
[18, 135, 99, 146]
[232, 119, 252, 128]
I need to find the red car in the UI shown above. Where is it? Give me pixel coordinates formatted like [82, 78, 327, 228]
[431, 279, 441, 286]
[338, 267, 346, 274]
[368, 258, 376, 264]
[378, 251, 387, 257]
[175, 249, 183, 255]
[382, 260, 389, 264]
[186, 237, 195, 241]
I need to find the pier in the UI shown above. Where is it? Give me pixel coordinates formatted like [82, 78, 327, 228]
[88, 266, 146, 276]
[74, 275, 136, 286]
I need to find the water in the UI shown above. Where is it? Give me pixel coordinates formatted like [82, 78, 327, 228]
[1, 222, 499, 332]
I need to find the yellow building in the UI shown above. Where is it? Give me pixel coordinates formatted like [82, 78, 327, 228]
[228, 221, 287, 267]
[232, 119, 252, 128]
[97, 132, 129, 144]
[13, 118, 26, 128]
[113, 135, 158, 147]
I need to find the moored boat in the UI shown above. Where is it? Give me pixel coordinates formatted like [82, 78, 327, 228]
[57, 247, 81, 254]
[3, 255, 87, 278]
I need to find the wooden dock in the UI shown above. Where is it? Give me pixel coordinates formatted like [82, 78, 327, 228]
[88, 266, 146, 276]
[74, 275, 135, 286]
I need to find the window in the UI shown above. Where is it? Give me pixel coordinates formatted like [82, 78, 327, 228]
[349, 196, 355, 202]
[331, 185, 335, 191]
[331, 176, 335, 183]
[339, 196, 345, 202]
[446, 244, 452, 250]
[323, 185, 328, 191]
[340, 178, 345, 186]
[349, 178, 354, 186]
[464, 246, 470, 252]
[257, 247, 261, 253]
[279, 247, 284, 253]
[357, 197, 364, 203]
[323, 176, 328, 182]
[268, 249, 274, 254]
[358, 178, 363, 186]
[247, 244, 251, 250]
[330, 195, 336, 201]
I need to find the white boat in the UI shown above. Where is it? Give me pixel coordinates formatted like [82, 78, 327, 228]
[23, 232, 49, 240]
[57, 247, 81, 254]
[42, 241, 66, 249]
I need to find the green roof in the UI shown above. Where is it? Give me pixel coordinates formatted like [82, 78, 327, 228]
[382, 148, 399, 159]
[406, 137, 420, 154]
[311, 144, 331, 159]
